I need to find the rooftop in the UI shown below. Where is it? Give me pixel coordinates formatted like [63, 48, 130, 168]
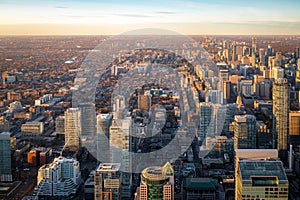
[183, 178, 219, 191]
[97, 163, 121, 172]
[236, 149, 278, 161]
[239, 161, 288, 182]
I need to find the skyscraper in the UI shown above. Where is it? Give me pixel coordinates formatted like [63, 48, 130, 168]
[223, 81, 231, 104]
[272, 78, 289, 163]
[199, 103, 213, 141]
[97, 114, 112, 163]
[0, 132, 12, 182]
[64, 108, 81, 152]
[251, 37, 257, 55]
[79, 103, 96, 137]
[233, 44, 237, 62]
[94, 163, 122, 200]
[234, 115, 257, 150]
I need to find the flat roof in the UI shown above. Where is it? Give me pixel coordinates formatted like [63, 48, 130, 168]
[97, 163, 121, 172]
[239, 161, 287, 182]
[183, 178, 219, 191]
[235, 149, 278, 161]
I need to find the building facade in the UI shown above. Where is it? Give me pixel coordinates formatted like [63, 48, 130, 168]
[272, 78, 289, 163]
[64, 108, 81, 152]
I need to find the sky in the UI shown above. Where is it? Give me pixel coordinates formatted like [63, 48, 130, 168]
[0, 0, 300, 35]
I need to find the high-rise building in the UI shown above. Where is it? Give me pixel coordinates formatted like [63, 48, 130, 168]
[79, 103, 96, 137]
[94, 163, 122, 200]
[259, 48, 266, 66]
[234, 115, 257, 150]
[289, 111, 300, 146]
[97, 114, 112, 163]
[272, 78, 289, 163]
[0, 132, 12, 182]
[108, 117, 133, 199]
[235, 149, 288, 200]
[55, 115, 65, 135]
[207, 90, 223, 104]
[295, 47, 300, 59]
[113, 95, 125, 119]
[64, 108, 81, 152]
[236, 160, 289, 200]
[136, 162, 174, 200]
[35, 156, 81, 197]
[138, 94, 152, 111]
[219, 69, 229, 82]
[251, 37, 257, 54]
[199, 103, 213, 141]
[109, 117, 132, 173]
[233, 44, 237, 62]
[272, 67, 284, 80]
[223, 81, 231, 104]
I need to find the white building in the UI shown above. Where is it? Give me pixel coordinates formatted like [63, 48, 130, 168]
[65, 108, 81, 152]
[35, 157, 81, 197]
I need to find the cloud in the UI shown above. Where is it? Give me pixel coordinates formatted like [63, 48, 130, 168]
[112, 13, 151, 18]
[155, 11, 178, 15]
[55, 6, 69, 9]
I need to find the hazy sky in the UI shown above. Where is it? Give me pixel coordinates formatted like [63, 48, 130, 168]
[1, 0, 300, 35]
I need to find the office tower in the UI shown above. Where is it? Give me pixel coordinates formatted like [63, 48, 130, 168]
[109, 118, 132, 173]
[233, 44, 237, 62]
[219, 69, 229, 82]
[199, 103, 213, 141]
[272, 67, 284, 79]
[94, 163, 121, 200]
[55, 115, 65, 135]
[207, 90, 223, 104]
[223, 81, 231, 104]
[289, 111, 300, 146]
[259, 48, 266, 66]
[295, 47, 300, 59]
[267, 44, 273, 56]
[79, 103, 96, 137]
[213, 104, 227, 136]
[251, 37, 257, 54]
[96, 114, 112, 163]
[138, 93, 152, 110]
[64, 108, 81, 152]
[224, 49, 232, 62]
[240, 81, 254, 96]
[35, 157, 81, 197]
[223, 104, 237, 136]
[272, 78, 289, 163]
[235, 149, 288, 200]
[298, 58, 300, 70]
[97, 114, 112, 138]
[234, 115, 257, 150]
[136, 162, 174, 200]
[113, 95, 125, 119]
[0, 132, 12, 182]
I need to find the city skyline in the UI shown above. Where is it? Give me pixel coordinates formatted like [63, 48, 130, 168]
[1, 0, 300, 35]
